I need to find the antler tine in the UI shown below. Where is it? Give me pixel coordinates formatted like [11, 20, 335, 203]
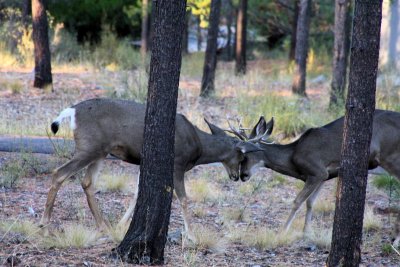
[226, 116, 247, 140]
[236, 117, 249, 139]
[247, 130, 269, 143]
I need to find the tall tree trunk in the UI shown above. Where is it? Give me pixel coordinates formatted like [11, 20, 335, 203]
[327, 1, 382, 266]
[225, 0, 234, 61]
[140, 0, 149, 60]
[291, 0, 311, 97]
[22, 0, 31, 31]
[182, 10, 190, 55]
[197, 16, 202, 51]
[32, 0, 52, 89]
[200, 0, 222, 97]
[289, 0, 299, 61]
[389, 0, 399, 67]
[329, 0, 352, 107]
[114, 0, 187, 264]
[235, 0, 247, 75]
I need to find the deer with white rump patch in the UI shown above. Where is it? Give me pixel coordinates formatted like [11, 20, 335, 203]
[40, 98, 252, 241]
[233, 111, 400, 245]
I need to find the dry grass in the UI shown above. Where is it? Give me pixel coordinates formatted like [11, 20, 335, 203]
[186, 179, 222, 203]
[363, 206, 382, 232]
[305, 228, 332, 250]
[222, 207, 249, 222]
[191, 225, 226, 252]
[95, 170, 134, 193]
[0, 219, 41, 241]
[230, 226, 301, 250]
[313, 198, 335, 215]
[43, 223, 100, 248]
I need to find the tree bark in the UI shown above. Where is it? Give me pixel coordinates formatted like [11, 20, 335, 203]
[140, 0, 149, 60]
[235, 0, 247, 75]
[32, 0, 52, 89]
[114, 0, 187, 264]
[200, 0, 222, 97]
[289, 0, 299, 61]
[389, 0, 399, 67]
[291, 0, 311, 97]
[327, 1, 382, 266]
[330, 0, 352, 107]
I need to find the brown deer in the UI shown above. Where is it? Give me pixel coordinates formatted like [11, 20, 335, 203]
[40, 98, 251, 241]
[232, 111, 400, 245]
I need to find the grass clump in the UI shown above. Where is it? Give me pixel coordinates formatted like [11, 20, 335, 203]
[187, 179, 221, 203]
[222, 207, 249, 222]
[313, 199, 335, 216]
[363, 206, 382, 232]
[192, 225, 226, 252]
[0, 157, 29, 188]
[0, 219, 41, 239]
[241, 227, 301, 250]
[96, 170, 132, 193]
[305, 228, 332, 250]
[44, 223, 99, 248]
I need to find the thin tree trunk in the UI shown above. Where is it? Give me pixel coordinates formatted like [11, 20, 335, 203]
[235, 0, 247, 75]
[327, 1, 382, 266]
[289, 0, 299, 61]
[183, 10, 190, 55]
[329, 0, 352, 107]
[389, 0, 399, 67]
[32, 0, 52, 89]
[200, 0, 222, 97]
[22, 0, 31, 31]
[225, 0, 234, 60]
[291, 0, 311, 97]
[114, 0, 187, 264]
[140, 0, 149, 60]
[197, 16, 202, 51]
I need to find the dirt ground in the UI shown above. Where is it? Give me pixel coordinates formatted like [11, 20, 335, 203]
[0, 67, 399, 266]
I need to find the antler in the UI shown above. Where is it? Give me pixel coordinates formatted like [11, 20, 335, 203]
[225, 117, 249, 140]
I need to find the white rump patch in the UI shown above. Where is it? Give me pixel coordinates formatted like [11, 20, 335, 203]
[54, 107, 76, 130]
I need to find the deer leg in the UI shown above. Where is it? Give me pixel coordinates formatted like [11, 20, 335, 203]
[80, 159, 110, 230]
[118, 171, 140, 227]
[380, 159, 400, 246]
[283, 178, 323, 233]
[174, 169, 196, 243]
[40, 154, 94, 227]
[303, 182, 323, 234]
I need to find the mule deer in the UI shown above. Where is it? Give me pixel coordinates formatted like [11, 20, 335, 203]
[233, 110, 400, 244]
[40, 98, 249, 241]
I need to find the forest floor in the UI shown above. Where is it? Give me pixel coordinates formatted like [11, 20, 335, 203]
[0, 64, 399, 266]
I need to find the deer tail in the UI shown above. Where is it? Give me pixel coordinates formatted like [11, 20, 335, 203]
[51, 107, 76, 134]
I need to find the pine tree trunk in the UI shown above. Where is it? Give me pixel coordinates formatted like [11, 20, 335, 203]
[330, 0, 352, 107]
[289, 0, 299, 61]
[291, 0, 311, 97]
[114, 0, 187, 264]
[32, 0, 52, 89]
[182, 10, 190, 55]
[235, 0, 247, 75]
[200, 0, 222, 97]
[140, 0, 149, 60]
[327, 1, 382, 266]
[389, 0, 399, 67]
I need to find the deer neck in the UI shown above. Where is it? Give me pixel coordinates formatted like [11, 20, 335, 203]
[260, 143, 300, 178]
[194, 130, 233, 165]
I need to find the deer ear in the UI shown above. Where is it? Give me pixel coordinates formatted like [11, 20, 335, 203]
[236, 142, 263, 154]
[249, 116, 274, 139]
[204, 118, 226, 136]
[264, 117, 274, 136]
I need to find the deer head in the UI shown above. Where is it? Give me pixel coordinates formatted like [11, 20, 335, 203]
[232, 116, 274, 181]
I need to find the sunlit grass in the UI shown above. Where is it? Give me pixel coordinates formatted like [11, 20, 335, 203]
[96, 170, 132, 193]
[305, 228, 332, 250]
[191, 225, 226, 252]
[187, 179, 222, 203]
[238, 227, 301, 250]
[363, 206, 382, 232]
[43, 223, 100, 248]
